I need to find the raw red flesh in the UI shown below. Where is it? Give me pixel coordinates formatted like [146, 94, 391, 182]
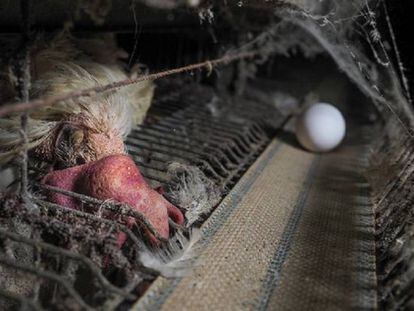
[42, 155, 184, 245]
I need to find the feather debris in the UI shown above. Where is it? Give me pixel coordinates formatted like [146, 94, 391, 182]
[139, 228, 202, 278]
[166, 162, 221, 227]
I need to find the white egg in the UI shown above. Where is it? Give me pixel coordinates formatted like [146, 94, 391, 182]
[295, 103, 346, 153]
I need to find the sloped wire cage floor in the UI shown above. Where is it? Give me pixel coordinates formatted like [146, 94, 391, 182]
[0, 0, 414, 310]
[0, 79, 282, 309]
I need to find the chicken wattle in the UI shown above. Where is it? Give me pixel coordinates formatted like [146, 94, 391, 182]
[42, 154, 184, 245]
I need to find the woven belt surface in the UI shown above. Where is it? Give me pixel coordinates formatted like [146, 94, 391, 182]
[134, 130, 377, 310]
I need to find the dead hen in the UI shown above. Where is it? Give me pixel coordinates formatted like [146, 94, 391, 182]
[43, 155, 184, 244]
[0, 33, 184, 243]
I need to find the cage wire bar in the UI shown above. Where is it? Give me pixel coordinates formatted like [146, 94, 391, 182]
[15, 0, 31, 200]
[0, 50, 259, 118]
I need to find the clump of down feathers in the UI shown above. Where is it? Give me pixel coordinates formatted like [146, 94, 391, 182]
[166, 162, 221, 227]
[139, 228, 202, 278]
[135, 161, 219, 274]
[0, 32, 154, 167]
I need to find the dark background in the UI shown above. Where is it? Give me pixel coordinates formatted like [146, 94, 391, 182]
[385, 0, 413, 99]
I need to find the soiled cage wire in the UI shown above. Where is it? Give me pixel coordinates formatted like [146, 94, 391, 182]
[0, 98, 278, 309]
[0, 104, 278, 309]
[0, 193, 152, 309]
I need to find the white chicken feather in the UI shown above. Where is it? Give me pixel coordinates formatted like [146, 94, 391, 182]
[139, 228, 202, 278]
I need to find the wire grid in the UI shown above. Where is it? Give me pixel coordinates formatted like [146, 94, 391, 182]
[127, 86, 282, 190]
[0, 78, 282, 309]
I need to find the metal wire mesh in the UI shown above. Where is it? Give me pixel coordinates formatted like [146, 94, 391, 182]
[0, 77, 283, 309]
